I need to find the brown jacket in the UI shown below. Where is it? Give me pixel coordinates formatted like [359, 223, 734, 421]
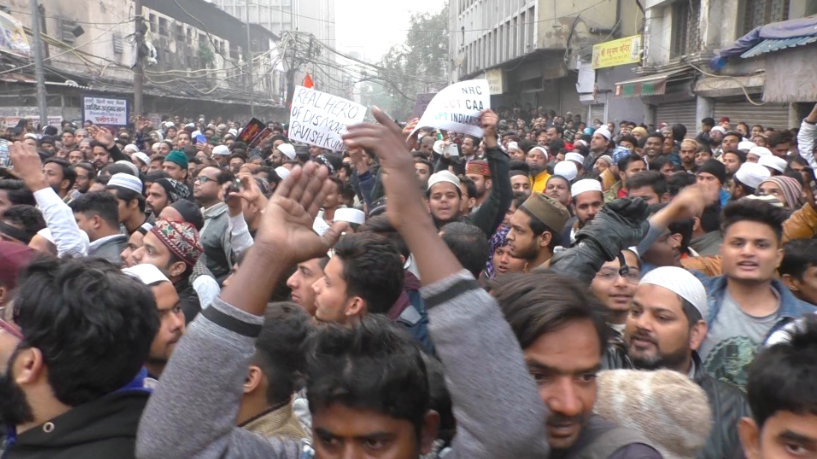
[242, 403, 308, 441]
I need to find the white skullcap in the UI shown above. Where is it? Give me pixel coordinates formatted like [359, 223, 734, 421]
[212, 145, 230, 156]
[164, 122, 175, 129]
[738, 141, 756, 152]
[575, 139, 588, 148]
[433, 140, 445, 155]
[123, 263, 171, 286]
[758, 155, 787, 173]
[640, 266, 708, 320]
[228, 128, 239, 137]
[334, 208, 366, 225]
[107, 172, 143, 194]
[427, 170, 460, 191]
[185, 123, 195, 129]
[735, 162, 771, 189]
[122, 144, 139, 153]
[507, 141, 520, 152]
[554, 161, 578, 182]
[565, 152, 584, 166]
[529, 146, 548, 161]
[132, 152, 151, 166]
[571, 179, 603, 198]
[24, 133, 38, 140]
[114, 160, 141, 177]
[710, 126, 727, 134]
[274, 166, 290, 180]
[595, 126, 612, 140]
[748, 146, 772, 158]
[276, 143, 296, 160]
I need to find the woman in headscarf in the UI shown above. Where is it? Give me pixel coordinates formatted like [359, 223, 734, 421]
[482, 226, 526, 282]
[758, 176, 805, 211]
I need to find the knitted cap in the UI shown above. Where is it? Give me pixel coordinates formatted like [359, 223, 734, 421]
[150, 220, 203, 268]
[155, 178, 191, 203]
[132, 152, 151, 166]
[631, 127, 648, 138]
[759, 176, 804, 209]
[165, 150, 189, 170]
[697, 159, 726, 185]
[108, 173, 143, 194]
[466, 160, 490, 177]
[520, 193, 570, 233]
[596, 155, 613, 166]
[595, 369, 712, 459]
[640, 266, 708, 320]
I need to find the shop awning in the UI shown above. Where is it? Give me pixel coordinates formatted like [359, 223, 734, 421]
[614, 69, 689, 98]
[741, 35, 817, 58]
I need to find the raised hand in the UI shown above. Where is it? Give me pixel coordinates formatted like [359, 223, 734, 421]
[87, 125, 115, 149]
[9, 141, 48, 192]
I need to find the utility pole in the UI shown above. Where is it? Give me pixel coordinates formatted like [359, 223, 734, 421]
[134, 0, 144, 117]
[245, 0, 255, 118]
[29, 0, 47, 128]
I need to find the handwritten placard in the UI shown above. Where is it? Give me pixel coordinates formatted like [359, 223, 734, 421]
[412, 80, 490, 138]
[288, 86, 366, 152]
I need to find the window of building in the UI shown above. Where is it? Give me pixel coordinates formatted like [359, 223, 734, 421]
[112, 32, 123, 55]
[742, 0, 789, 35]
[527, 6, 535, 49]
[175, 23, 184, 42]
[670, 0, 700, 59]
[186, 27, 192, 45]
[159, 17, 168, 37]
[148, 14, 157, 33]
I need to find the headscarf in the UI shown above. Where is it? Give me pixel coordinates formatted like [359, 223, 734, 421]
[485, 226, 510, 280]
[759, 176, 804, 210]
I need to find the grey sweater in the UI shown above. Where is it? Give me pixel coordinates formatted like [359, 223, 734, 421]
[136, 270, 549, 459]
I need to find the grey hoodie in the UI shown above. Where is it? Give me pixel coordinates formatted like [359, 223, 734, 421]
[136, 270, 550, 459]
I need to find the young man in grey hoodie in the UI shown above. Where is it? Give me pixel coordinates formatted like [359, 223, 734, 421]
[136, 109, 551, 459]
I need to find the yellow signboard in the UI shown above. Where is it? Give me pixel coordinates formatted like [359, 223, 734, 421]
[592, 35, 641, 70]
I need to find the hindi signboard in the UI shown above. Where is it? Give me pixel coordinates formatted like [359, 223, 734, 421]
[82, 96, 129, 127]
[411, 93, 437, 119]
[411, 80, 490, 138]
[592, 35, 642, 70]
[288, 86, 366, 152]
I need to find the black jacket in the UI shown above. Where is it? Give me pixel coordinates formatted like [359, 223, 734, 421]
[602, 326, 632, 370]
[692, 352, 751, 459]
[3, 390, 149, 459]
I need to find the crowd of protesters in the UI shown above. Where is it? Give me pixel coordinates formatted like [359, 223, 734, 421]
[0, 99, 816, 459]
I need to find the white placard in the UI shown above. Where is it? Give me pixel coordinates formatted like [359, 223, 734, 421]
[82, 96, 129, 126]
[412, 80, 490, 138]
[288, 86, 366, 152]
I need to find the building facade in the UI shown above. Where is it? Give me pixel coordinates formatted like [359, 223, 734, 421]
[0, 0, 286, 127]
[449, 0, 644, 123]
[620, 0, 817, 133]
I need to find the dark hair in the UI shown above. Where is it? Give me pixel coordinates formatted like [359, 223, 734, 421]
[780, 239, 817, 280]
[15, 257, 159, 406]
[145, 170, 170, 183]
[509, 160, 530, 175]
[326, 176, 343, 195]
[306, 315, 429, 438]
[668, 218, 694, 253]
[646, 133, 665, 145]
[700, 204, 722, 233]
[618, 135, 638, 146]
[0, 180, 36, 207]
[89, 140, 107, 151]
[415, 158, 433, 173]
[333, 233, 404, 315]
[547, 125, 564, 136]
[628, 170, 668, 196]
[464, 134, 482, 145]
[228, 153, 247, 163]
[1, 205, 45, 242]
[102, 163, 138, 177]
[701, 118, 715, 128]
[151, 155, 166, 163]
[747, 314, 817, 428]
[216, 169, 235, 186]
[548, 139, 566, 155]
[617, 154, 645, 172]
[440, 222, 490, 278]
[492, 272, 609, 353]
[767, 130, 792, 148]
[254, 302, 312, 405]
[358, 214, 409, 259]
[680, 298, 703, 328]
[667, 172, 696, 197]
[671, 124, 687, 142]
[518, 206, 561, 251]
[724, 131, 743, 143]
[459, 176, 477, 199]
[75, 162, 94, 176]
[43, 157, 77, 190]
[512, 192, 528, 209]
[722, 150, 746, 164]
[648, 155, 672, 172]
[108, 186, 146, 213]
[422, 353, 454, 444]
[69, 191, 120, 228]
[722, 199, 787, 242]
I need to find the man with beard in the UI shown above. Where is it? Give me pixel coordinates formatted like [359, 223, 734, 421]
[414, 158, 432, 190]
[123, 263, 185, 382]
[507, 193, 570, 271]
[527, 146, 550, 193]
[162, 150, 190, 184]
[42, 157, 76, 202]
[584, 126, 612, 171]
[563, 179, 604, 246]
[465, 160, 491, 207]
[709, 126, 726, 156]
[625, 266, 750, 459]
[146, 177, 189, 216]
[131, 219, 204, 323]
[461, 135, 479, 162]
[0, 256, 158, 458]
[424, 110, 510, 238]
[494, 273, 661, 458]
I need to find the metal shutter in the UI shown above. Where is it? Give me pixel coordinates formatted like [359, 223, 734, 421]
[713, 97, 790, 130]
[655, 100, 697, 132]
[590, 104, 605, 124]
[559, 75, 584, 117]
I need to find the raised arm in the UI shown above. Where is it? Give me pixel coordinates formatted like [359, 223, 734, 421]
[343, 109, 549, 459]
[797, 103, 817, 169]
[469, 111, 511, 237]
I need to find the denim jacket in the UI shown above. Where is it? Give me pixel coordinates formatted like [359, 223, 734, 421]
[698, 274, 817, 340]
